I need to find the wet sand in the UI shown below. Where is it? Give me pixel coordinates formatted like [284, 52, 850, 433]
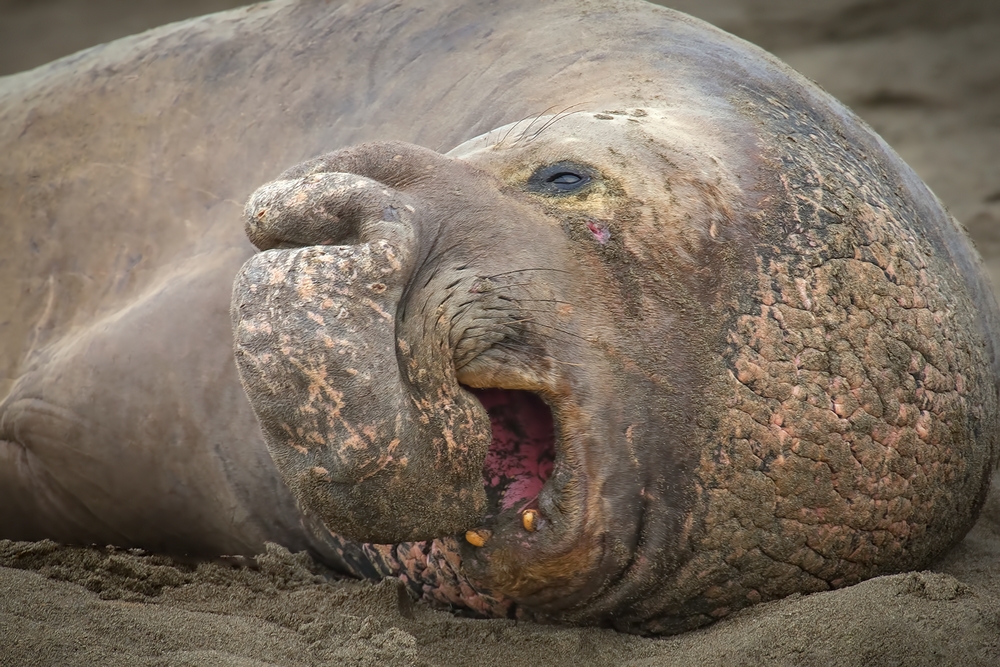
[1, 0, 999, 664]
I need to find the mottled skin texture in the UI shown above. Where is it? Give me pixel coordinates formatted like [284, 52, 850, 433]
[0, 0, 996, 636]
[234, 107, 998, 633]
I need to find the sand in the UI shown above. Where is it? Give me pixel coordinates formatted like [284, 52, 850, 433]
[1, 0, 999, 665]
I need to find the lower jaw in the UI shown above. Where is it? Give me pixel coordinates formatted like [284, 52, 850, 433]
[321, 387, 589, 618]
[433, 387, 566, 607]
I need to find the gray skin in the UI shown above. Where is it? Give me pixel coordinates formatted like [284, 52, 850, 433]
[1, 0, 997, 634]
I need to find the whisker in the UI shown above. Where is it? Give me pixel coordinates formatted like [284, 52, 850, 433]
[495, 113, 539, 148]
[449, 301, 478, 326]
[487, 313, 590, 346]
[478, 298, 558, 313]
[447, 245, 497, 275]
[512, 104, 563, 145]
[514, 317, 590, 343]
[482, 306, 567, 319]
[525, 103, 591, 144]
[473, 281, 535, 293]
[502, 297, 574, 306]
[493, 341, 585, 367]
[490, 293, 574, 308]
[482, 267, 572, 279]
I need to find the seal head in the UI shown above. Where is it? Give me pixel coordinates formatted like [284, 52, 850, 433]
[233, 107, 997, 633]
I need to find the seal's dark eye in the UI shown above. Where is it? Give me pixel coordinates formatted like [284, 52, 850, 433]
[526, 161, 595, 195]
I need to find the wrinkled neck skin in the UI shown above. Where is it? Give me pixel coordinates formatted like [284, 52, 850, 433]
[232, 109, 749, 631]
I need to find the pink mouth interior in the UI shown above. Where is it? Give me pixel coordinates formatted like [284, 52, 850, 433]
[469, 388, 556, 514]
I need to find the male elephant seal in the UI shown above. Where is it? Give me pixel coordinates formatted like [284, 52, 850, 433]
[1, 0, 997, 636]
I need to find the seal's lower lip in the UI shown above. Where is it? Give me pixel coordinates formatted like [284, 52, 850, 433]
[463, 387, 557, 539]
[458, 384, 610, 611]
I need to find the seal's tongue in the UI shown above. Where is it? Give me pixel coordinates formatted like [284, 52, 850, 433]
[470, 389, 555, 517]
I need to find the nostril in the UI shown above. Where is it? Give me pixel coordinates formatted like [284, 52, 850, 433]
[245, 207, 283, 251]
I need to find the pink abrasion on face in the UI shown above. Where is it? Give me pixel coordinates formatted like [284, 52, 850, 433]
[470, 388, 555, 512]
[586, 220, 610, 244]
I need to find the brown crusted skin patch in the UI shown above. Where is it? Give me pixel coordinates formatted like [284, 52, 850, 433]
[233, 239, 491, 545]
[645, 93, 1000, 634]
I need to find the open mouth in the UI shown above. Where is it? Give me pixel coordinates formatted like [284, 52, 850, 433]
[459, 386, 607, 612]
[467, 388, 556, 533]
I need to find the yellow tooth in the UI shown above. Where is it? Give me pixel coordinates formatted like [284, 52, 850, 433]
[522, 509, 539, 532]
[465, 529, 491, 547]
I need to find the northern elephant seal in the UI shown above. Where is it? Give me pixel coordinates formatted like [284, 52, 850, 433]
[1, 0, 997, 635]
[232, 109, 999, 632]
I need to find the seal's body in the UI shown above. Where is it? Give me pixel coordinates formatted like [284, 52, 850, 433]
[1, 0, 996, 635]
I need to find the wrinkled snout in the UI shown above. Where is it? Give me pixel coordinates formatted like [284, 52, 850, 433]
[231, 143, 492, 543]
